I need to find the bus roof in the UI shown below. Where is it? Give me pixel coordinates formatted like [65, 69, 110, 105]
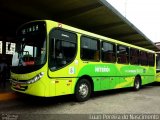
[46, 20, 155, 53]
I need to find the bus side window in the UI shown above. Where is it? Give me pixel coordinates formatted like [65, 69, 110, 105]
[94, 51, 100, 61]
[130, 48, 139, 65]
[117, 45, 129, 64]
[81, 36, 100, 61]
[148, 53, 155, 66]
[49, 29, 77, 71]
[139, 51, 148, 66]
[101, 41, 116, 63]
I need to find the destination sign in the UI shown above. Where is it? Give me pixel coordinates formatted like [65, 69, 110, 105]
[17, 21, 46, 35]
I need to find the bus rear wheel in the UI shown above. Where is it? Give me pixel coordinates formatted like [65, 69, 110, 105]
[133, 76, 141, 91]
[75, 79, 91, 102]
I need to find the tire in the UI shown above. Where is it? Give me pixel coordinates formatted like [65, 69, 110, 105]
[133, 76, 141, 91]
[75, 79, 91, 102]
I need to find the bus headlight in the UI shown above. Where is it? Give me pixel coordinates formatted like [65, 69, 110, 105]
[27, 72, 44, 84]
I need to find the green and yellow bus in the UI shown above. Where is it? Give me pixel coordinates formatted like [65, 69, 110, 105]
[10, 20, 156, 101]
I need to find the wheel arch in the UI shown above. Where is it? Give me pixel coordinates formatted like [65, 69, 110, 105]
[75, 75, 94, 93]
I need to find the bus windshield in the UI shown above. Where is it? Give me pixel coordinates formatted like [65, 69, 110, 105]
[12, 22, 46, 67]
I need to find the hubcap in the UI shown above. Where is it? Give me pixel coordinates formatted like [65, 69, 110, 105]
[79, 83, 89, 98]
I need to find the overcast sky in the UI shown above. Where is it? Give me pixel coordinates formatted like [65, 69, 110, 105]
[106, 0, 160, 43]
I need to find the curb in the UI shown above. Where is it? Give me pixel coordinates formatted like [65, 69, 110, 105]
[0, 92, 17, 101]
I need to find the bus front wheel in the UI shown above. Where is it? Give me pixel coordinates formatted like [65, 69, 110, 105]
[75, 79, 91, 102]
[133, 76, 141, 91]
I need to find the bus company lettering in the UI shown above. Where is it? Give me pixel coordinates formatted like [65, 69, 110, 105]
[125, 69, 143, 73]
[125, 70, 137, 73]
[95, 66, 110, 73]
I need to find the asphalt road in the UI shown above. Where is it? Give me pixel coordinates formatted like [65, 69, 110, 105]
[0, 82, 160, 120]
